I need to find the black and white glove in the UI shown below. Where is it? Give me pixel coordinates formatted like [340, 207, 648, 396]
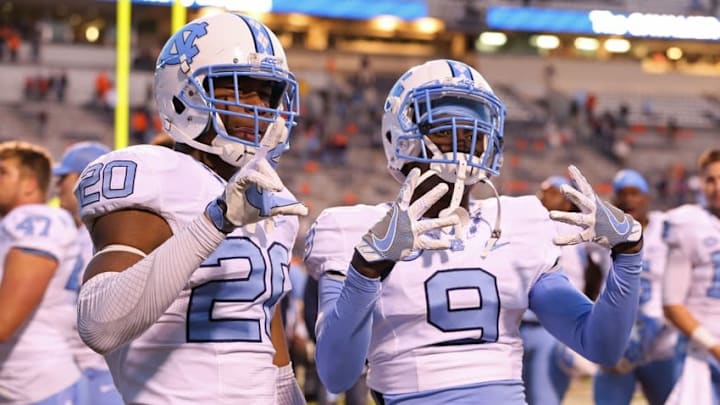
[355, 168, 461, 263]
[205, 123, 308, 233]
[549, 165, 641, 249]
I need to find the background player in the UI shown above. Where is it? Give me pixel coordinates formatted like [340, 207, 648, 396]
[0, 141, 83, 404]
[663, 148, 720, 404]
[306, 59, 643, 404]
[522, 175, 593, 405]
[593, 169, 677, 405]
[75, 12, 307, 404]
[54, 141, 123, 405]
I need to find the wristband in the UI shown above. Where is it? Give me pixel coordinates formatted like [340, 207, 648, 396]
[691, 326, 719, 351]
[205, 198, 235, 234]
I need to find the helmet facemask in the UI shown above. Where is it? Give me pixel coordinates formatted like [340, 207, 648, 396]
[172, 58, 299, 167]
[394, 81, 505, 208]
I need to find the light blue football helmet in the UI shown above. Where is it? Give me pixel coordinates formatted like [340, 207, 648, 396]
[381, 59, 506, 185]
[154, 12, 299, 167]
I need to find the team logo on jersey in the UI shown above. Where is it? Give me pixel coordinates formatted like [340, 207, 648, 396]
[703, 237, 718, 247]
[158, 21, 209, 66]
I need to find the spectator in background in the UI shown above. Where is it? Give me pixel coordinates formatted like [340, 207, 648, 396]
[666, 116, 679, 145]
[36, 110, 48, 137]
[7, 30, 19, 63]
[94, 70, 111, 107]
[0, 25, 7, 61]
[618, 102, 630, 130]
[56, 70, 68, 103]
[130, 108, 150, 144]
[30, 21, 42, 63]
[586, 92, 597, 120]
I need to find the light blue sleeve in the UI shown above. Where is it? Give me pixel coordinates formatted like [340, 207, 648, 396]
[529, 251, 642, 365]
[315, 266, 380, 394]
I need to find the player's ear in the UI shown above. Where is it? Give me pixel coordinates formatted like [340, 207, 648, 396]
[18, 173, 39, 199]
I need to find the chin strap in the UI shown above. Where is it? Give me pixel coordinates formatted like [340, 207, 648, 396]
[479, 177, 502, 258]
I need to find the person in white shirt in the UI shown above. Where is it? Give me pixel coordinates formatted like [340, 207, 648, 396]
[0, 141, 82, 404]
[522, 175, 597, 405]
[306, 59, 644, 405]
[594, 169, 677, 405]
[74, 12, 307, 405]
[663, 148, 720, 405]
[54, 141, 123, 405]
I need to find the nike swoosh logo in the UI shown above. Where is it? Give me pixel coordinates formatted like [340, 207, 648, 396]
[598, 199, 630, 234]
[490, 241, 510, 251]
[372, 205, 399, 252]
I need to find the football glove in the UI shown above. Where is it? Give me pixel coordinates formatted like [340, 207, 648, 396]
[550, 165, 641, 249]
[355, 168, 461, 263]
[206, 121, 308, 233]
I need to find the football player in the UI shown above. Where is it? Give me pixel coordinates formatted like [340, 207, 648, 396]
[664, 149, 720, 404]
[54, 141, 123, 405]
[305, 59, 644, 404]
[75, 13, 307, 404]
[522, 175, 593, 405]
[593, 169, 677, 405]
[0, 141, 83, 404]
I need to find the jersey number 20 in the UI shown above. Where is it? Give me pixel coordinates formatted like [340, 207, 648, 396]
[186, 237, 288, 343]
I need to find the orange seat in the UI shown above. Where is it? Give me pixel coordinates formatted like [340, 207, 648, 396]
[304, 160, 320, 174]
[342, 192, 358, 205]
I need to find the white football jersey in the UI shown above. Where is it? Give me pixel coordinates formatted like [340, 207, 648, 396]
[63, 226, 110, 371]
[0, 204, 81, 404]
[77, 145, 298, 404]
[641, 212, 669, 319]
[640, 211, 676, 360]
[306, 196, 560, 394]
[663, 204, 720, 336]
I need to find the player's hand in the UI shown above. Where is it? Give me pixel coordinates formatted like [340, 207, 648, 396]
[355, 168, 461, 263]
[205, 121, 308, 233]
[549, 165, 642, 251]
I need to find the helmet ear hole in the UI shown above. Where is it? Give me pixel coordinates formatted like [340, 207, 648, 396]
[385, 131, 392, 143]
[172, 96, 186, 114]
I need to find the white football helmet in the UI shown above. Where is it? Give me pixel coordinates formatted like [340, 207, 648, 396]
[381, 59, 506, 185]
[154, 13, 299, 167]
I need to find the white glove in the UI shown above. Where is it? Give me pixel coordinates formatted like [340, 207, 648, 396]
[355, 168, 461, 263]
[205, 123, 307, 233]
[549, 165, 641, 249]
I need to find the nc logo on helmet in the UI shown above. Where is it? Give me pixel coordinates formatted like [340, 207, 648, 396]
[159, 22, 209, 66]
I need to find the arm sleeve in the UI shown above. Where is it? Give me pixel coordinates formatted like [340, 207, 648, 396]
[530, 251, 642, 365]
[276, 363, 306, 405]
[77, 214, 225, 354]
[315, 265, 379, 394]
